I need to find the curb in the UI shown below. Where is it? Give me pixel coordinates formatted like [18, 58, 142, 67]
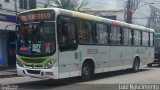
[0, 68, 19, 78]
[0, 74, 19, 78]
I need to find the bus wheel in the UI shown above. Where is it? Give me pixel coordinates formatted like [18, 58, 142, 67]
[81, 63, 93, 81]
[132, 58, 140, 72]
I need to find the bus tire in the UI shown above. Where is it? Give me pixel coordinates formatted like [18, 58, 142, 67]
[132, 58, 140, 72]
[81, 63, 93, 81]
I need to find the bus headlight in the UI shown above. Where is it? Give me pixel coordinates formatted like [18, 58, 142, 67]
[16, 59, 24, 67]
[44, 59, 57, 69]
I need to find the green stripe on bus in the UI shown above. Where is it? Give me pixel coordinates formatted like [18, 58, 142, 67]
[79, 51, 82, 61]
[16, 55, 52, 66]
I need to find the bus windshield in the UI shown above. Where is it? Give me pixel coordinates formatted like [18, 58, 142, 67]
[17, 22, 56, 56]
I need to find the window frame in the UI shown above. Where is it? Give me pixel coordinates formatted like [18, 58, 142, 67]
[19, 0, 36, 9]
[95, 23, 109, 45]
[110, 26, 121, 45]
[78, 19, 94, 44]
[57, 15, 78, 51]
[5, 0, 9, 3]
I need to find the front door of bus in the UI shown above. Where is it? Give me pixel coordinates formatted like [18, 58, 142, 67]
[57, 16, 79, 78]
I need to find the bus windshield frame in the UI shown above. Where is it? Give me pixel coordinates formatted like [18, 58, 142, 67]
[16, 10, 56, 57]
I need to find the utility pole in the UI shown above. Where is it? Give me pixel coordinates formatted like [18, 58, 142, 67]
[27, 0, 29, 9]
[57, 0, 62, 8]
[126, 0, 133, 23]
[14, 0, 18, 26]
[15, 0, 17, 17]
[47, 0, 50, 7]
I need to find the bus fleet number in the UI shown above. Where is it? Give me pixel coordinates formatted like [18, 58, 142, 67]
[87, 49, 98, 54]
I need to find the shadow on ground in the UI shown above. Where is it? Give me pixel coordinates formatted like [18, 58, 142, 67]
[147, 64, 160, 68]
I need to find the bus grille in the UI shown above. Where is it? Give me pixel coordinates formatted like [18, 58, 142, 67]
[27, 70, 41, 74]
[21, 57, 45, 63]
[16, 55, 52, 67]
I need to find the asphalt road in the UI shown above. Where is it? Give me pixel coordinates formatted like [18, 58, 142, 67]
[1, 65, 160, 90]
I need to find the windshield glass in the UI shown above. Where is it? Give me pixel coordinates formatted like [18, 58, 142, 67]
[17, 22, 56, 56]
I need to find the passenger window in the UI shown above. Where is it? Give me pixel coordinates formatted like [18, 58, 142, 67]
[79, 20, 93, 44]
[150, 33, 154, 46]
[110, 26, 121, 45]
[96, 24, 108, 44]
[123, 28, 129, 45]
[143, 32, 149, 46]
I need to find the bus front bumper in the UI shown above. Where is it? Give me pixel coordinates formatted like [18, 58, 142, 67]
[16, 65, 58, 79]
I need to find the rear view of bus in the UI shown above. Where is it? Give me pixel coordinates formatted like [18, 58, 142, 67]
[16, 9, 58, 79]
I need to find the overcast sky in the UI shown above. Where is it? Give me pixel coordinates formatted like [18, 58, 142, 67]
[133, 0, 160, 26]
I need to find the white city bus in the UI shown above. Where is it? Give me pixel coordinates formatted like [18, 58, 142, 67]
[16, 8, 154, 80]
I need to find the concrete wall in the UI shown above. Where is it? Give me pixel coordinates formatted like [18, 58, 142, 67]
[0, 0, 49, 12]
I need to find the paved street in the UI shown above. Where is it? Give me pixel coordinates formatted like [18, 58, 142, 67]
[0, 66, 160, 90]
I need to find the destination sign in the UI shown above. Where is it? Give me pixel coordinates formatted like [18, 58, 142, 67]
[18, 10, 55, 23]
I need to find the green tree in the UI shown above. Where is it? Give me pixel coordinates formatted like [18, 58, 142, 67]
[54, 0, 88, 11]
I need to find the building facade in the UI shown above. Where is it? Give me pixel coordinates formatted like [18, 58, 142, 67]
[79, 0, 141, 22]
[148, 6, 160, 33]
[0, 0, 50, 67]
[79, 8, 126, 21]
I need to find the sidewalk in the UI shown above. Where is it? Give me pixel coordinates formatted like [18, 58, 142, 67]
[0, 68, 18, 78]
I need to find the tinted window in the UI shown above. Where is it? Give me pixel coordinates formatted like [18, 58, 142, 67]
[57, 16, 77, 51]
[5, 0, 9, 2]
[79, 20, 93, 44]
[143, 32, 149, 46]
[29, 0, 36, 9]
[150, 33, 154, 46]
[19, 0, 36, 9]
[123, 28, 129, 45]
[110, 26, 121, 45]
[19, 0, 27, 9]
[128, 29, 132, 45]
[96, 24, 108, 44]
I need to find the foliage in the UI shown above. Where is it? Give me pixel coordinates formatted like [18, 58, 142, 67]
[54, 0, 88, 11]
